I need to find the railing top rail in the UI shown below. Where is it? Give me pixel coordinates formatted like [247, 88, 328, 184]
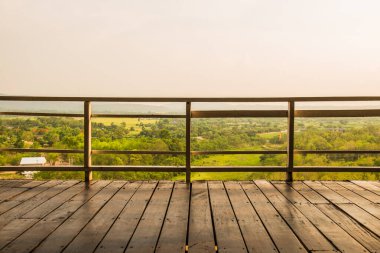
[1, 96, 380, 102]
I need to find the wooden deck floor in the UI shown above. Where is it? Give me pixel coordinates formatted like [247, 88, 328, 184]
[0, 180, 379, 253]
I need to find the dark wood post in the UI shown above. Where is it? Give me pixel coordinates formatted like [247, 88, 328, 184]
[287, 101, 295, 182]
[186, 101, 191, 184]
[84, 101, 92, 183]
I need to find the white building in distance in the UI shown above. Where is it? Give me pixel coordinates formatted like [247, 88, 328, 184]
[20, 157, 47, 166]
[20, 157, 46, 179]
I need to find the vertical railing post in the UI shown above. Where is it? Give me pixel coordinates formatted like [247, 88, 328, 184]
[287, 101, 295, 182]
[84, 101, 92, 183]
[186, 101, 191, 184]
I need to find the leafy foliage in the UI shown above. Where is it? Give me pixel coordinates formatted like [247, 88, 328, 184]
[1, 116, 380, 180]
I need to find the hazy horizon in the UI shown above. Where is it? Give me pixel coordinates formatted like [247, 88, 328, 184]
[1, 0, 379, 97]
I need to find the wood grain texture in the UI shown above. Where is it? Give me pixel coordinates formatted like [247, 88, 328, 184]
[0, 180, 379, 253]
[32, 181, 124, 253]
[187, 181, 215, 253]
[125, 181, 174, 253]
[225, 181, 278, 253]
[95, 181, 157, 253]
[155, 182, 190, 253]
[208, 181, 247, 253]
[255, 180, 335, 252]
[241, 181, 307, 253]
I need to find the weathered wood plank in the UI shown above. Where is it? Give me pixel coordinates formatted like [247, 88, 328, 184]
[155, 182, 190, 253]
[208, 181, 247, 253]
[5, 180, 61, 202]
[0, 180, 10, 187]
[64, 182, 141, 252]
[337, 181, 380, 203]
[241, 181, 306, 253]
[0, 218, 39, 249]
[317, 203, 380, 253]
[63, 182, 141, 253]
[0, 181, 49, 214]
[0, 179, 379, 253]
[322, 181, 373, 204]
[225, 181, 278, 253]
[1, 181, 110, 253]
[303, 181, 351, 203]
[311, 251, 343, 253]
[351, 181, 380, 196]
[23, 182, 88, 219]
[32, 181, 124, 253]
[0, 187, 29, 202]
[255, 180, 336, 252]
[274, 183, 370, 253]
[297, 205, 371, 253]
[187, 181, 215, 253]
[19, 180, 46, 188]
[125, 181, 174, 253]
[336, 203, 380, 237]
[277, 181, 329, 204]
[0, 180, 29, 188]
[95, 181, 157, 253]
[369, 181, 380, 188]
[0, 181, 22, 194]
[0, 201, 22, 215]
[322, 181, 380, 219]
[0, 180, 74, 228]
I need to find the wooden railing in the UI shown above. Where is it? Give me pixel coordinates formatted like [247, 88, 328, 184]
[1, 96, 380, 183]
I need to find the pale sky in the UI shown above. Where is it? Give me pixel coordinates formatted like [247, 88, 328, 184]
[1, 0, 379, 97]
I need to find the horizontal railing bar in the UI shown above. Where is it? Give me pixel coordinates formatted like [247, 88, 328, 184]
[191, 110, 288, 118]
[90, 166, 186, 172]
[3, 149, 378, 155]
[0, 166, 84, 171]
[92, 150, 185, 155]
[92, 114, 185, 118]
[0, 148, 84, 153]
[1, 165, 378, 172]
[295, 150, 380, 154]
[0, 112, 84, 117]
[2, 96, 380, 102]
[2, 148, 379, 155]
[191, 150, 287, 155]
[0, 165, 186, 172]
[295, 109, 380, 117]
[293, 166, 380, 172]
[3, 110, 380, 118]
[191, 166, 287, 172]
[289, 97, 380, 102]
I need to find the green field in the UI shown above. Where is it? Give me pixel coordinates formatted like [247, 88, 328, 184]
[92, 118, 157, 135]
[92, 118, 157, 127]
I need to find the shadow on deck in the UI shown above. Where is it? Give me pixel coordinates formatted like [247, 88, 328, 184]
[0, 180, 379, 253]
